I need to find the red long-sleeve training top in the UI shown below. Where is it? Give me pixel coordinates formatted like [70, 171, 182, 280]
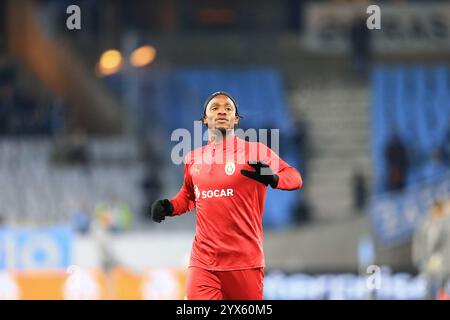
[170, 134, 302, 271]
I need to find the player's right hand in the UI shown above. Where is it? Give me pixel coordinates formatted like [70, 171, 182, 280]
[151, 199, 174, 223]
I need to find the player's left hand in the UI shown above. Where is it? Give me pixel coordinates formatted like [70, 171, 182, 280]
[240, 161, 279, 188]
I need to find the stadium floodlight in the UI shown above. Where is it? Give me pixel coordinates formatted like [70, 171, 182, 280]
[97, 49, 123, 76]
[130, 45, 157, 68]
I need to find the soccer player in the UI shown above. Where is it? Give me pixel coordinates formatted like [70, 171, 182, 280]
[151, 92, 302, 300]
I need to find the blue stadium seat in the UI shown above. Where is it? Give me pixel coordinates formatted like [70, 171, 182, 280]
[371, 65, 450, 194]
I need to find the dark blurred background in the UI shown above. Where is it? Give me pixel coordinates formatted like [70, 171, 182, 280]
[0, 0, 449, 299]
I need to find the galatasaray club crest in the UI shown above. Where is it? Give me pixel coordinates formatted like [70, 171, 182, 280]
[225, 161, 236, 176]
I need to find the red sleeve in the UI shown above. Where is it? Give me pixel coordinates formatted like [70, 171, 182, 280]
[169, 156, 196, 216]
[258, 143, 303, 190]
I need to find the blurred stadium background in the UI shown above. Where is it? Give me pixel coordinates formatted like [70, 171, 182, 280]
[0, 0, 449, 300]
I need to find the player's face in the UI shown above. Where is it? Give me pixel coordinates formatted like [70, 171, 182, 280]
[203, 95, 239, 131]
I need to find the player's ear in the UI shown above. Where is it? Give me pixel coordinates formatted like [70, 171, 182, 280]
[202, 116, 207, 125]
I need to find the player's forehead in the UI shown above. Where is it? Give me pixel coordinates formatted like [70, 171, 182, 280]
[207, 95, 235, 110]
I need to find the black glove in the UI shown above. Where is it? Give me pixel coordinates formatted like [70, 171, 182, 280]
[240, 161, 279, 188]
[151, 199, 174, 223]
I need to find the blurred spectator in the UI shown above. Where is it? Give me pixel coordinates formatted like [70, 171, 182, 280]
[51, 130, 90, 165]
[68, 131, 89, 164]
[94, 196, 132, 233]
[349, 13, 372, 79]
[426, 148, 448, 183]
[412, 199, 450, 299]
[385, 130, 408, 192]
[352, 168, 367, 213]
[293, 194, 311, 225]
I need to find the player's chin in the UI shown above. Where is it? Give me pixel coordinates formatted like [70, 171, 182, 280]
[214, 124, 231, 130]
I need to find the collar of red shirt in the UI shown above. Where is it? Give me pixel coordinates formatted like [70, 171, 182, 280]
[207, 132, 238, 150]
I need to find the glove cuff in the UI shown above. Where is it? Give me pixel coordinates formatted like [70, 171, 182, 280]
[162, 199, 174, 216]
[269, 174, 279, 188]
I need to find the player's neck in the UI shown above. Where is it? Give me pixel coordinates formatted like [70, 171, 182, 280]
[208, 129, 234, 145]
